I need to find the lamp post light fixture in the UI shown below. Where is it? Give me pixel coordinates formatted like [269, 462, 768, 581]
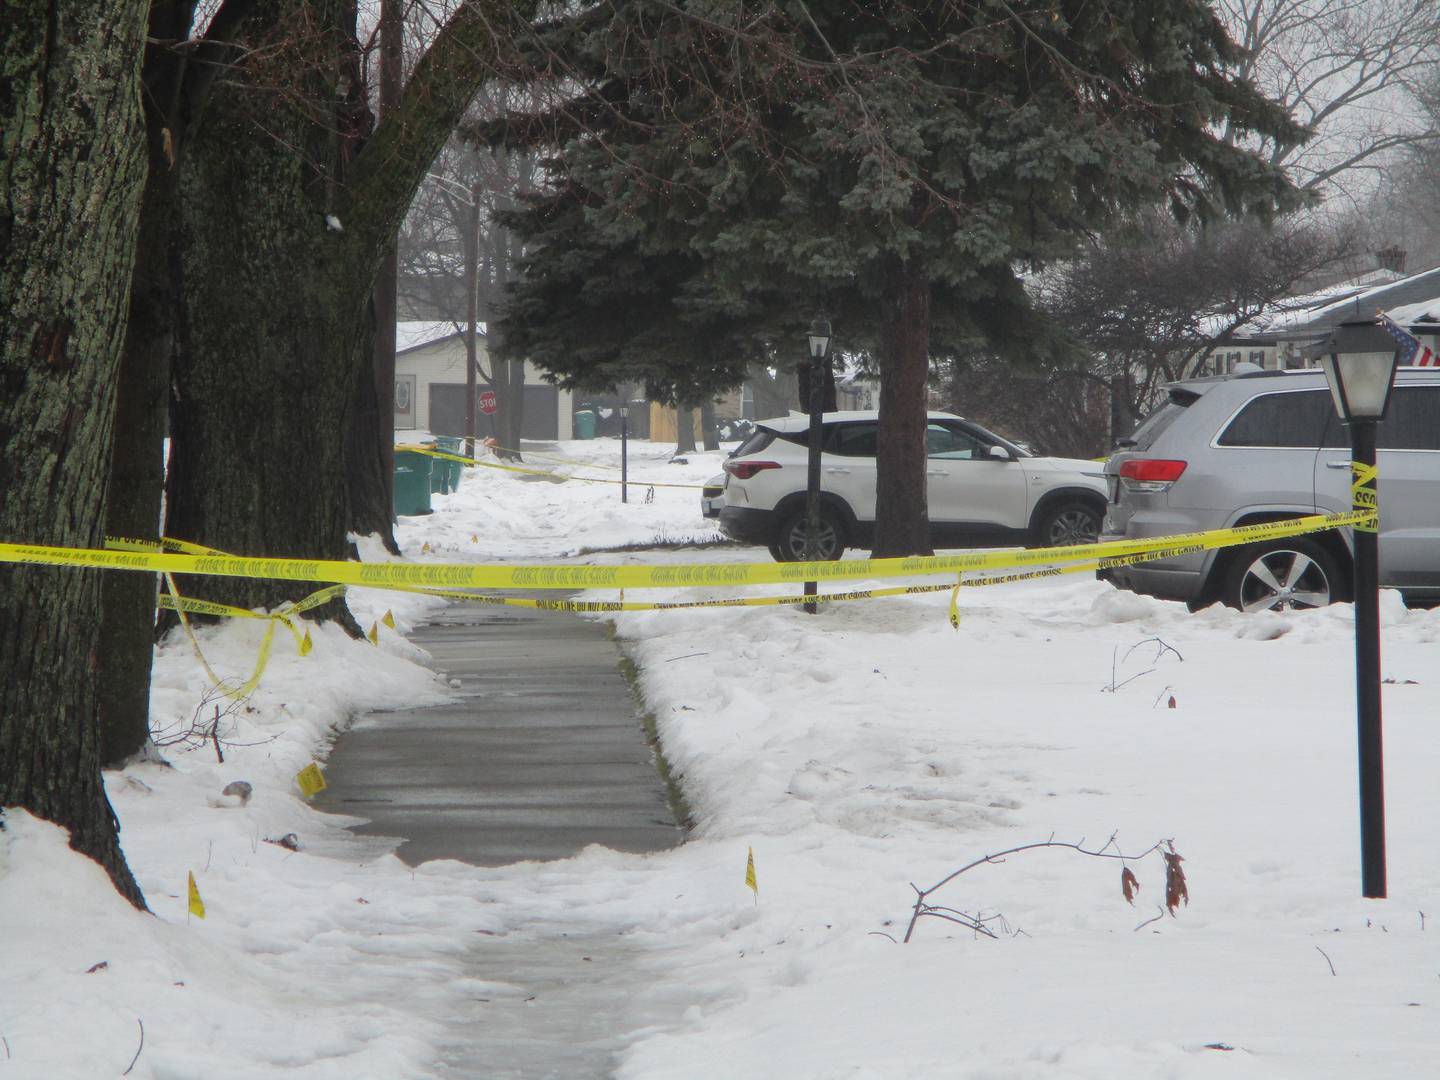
[1315, 318, 1403, 899]
[620, 404, 629, 504]
[803, 317, 832, 615]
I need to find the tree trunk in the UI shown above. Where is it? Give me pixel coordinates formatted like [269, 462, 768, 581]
[871, 258, 934, 557]
[700, 399, 719, 450]
[345, 303, 396, 552]
[369, 0, 404, 519]
[676, 404, 698, 453]
[98, 154, 174, 767]
[0, 0, 150, 908]
[162, 1, 509, 620]
[167, 69, 364, 620]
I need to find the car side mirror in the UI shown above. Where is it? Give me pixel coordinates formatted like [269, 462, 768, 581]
[987, 445, 1013, 462]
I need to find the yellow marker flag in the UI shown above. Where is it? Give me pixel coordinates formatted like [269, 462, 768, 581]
[745, 847, 758, 897]
[187, 871, 206, 920]
[366, 622, 379, 645]
[296, 762, 327, 798]
[381, 609, 396, 629]
[300, 628, 313, 656]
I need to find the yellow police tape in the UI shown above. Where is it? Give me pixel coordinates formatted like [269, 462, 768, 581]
[423, 437, 627, 472]
[0, 509, 1366, 698]
[1351, 462, 1379, 533]
[103, 537, 347, 700]
[395, 443, 706, 489]
[3, 510, 1372, 596]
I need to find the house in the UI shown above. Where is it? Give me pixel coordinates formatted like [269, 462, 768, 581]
[393, 322, 576, 439]
[1204, 263, 1440, 373]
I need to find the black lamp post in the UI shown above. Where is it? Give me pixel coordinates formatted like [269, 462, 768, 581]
[803, 318, 832, 615]
[1316, 318, 1402, 899]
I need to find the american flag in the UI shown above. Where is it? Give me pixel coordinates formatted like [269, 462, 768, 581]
[1379, 313, 1438, 366]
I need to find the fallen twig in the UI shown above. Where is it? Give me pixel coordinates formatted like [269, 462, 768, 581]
[903, 834, 1181, 943]
[1316, 946, 1336, 976]
[122, 1019, 144, 1076]
[1134, 907, 1166, 932]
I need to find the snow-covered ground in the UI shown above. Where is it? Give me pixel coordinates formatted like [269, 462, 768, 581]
[4, 437, 1439, 1079]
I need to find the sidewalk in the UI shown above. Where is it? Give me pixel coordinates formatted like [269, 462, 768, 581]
[318, 600, 684, 866]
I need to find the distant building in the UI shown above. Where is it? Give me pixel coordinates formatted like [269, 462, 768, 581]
[393, 322, 575, 439]
[1202, 263, 1440, 374]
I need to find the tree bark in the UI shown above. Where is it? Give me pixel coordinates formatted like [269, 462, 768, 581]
[676, 404, 698, 453]
[97, 152, 172, 764]
[99, 1, 209, 767]
[872, 258, 933, 557]
[699, 399, 719, 450]
[0, 0, 150, 908]
[163, 0, 511, 618]
[369, 0, 404, 525]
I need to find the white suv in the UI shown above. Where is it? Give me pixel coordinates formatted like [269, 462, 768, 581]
[718, 411, 1108, 560]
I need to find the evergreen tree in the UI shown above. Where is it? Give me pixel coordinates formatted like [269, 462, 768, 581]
[496, 0, 1306, 555]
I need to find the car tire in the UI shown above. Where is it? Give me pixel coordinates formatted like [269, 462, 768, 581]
[768, 505, 846, 562]
[1220, 537, 1348, 613]
[1033, 499, 1102, 547]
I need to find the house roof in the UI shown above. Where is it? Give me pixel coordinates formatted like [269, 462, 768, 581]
[396, 321, 464, 354]
[1226, 265, 1440, 343]
[1385, 297, 1440, 327]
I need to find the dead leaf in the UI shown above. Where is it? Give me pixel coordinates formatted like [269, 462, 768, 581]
[1164, 850, 1189, 913]
[85, 961, 109, 974]
[1121, 866, 1140, 904]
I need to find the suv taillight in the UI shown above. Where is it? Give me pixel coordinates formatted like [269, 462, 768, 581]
[1118, 458, 1187, 492]
[724, 460, 781, 480]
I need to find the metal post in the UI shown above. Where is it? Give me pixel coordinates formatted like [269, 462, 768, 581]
[803, 349, 825, 614]
[620, 406, 629, 504]
[1350, 419, 1386, 898]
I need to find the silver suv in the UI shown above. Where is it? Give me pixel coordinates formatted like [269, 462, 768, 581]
[1102, 367, 1440, 610]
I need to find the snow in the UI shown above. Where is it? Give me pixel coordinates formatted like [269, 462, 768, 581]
[4, 437, 1439, 1078]
[396, 321, 463, 354]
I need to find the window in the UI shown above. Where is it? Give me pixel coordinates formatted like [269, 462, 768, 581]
[925, 422, 985, 459]
[1218, 390, 1334, 448]
[1249, 350, 1266, 366]
[1379, 387, 1440, 451]
[824, 422, 879, 457]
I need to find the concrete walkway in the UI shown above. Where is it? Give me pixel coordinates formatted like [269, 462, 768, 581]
[318, 601, 684, 866]
[316, 600, 688, 1078]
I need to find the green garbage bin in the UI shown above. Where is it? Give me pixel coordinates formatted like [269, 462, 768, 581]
[393, 450, 434, 516]
[436, 436, 464, 493]
[573, 409, 596, 439]
[424, 441, 450, 495]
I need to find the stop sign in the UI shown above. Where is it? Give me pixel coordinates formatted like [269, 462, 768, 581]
[478, 390, 498, 414]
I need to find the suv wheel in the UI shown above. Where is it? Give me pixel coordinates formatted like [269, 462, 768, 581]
[1221, 537, 1347, 613]
[1034, 499, 1102, 547]
[769, 506, 846, 562]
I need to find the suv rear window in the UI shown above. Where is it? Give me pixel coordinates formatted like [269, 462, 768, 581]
[1217, 389, 1336, 448]
[734, 429, 776, 456]
[1121, 401, 1187, 450]
[1378, 386, 1440, 451]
